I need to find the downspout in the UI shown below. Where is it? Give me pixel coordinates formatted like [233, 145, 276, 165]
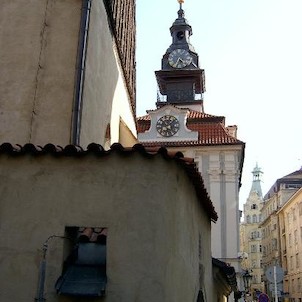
[71, 0, 91, 145]
[35, 236, 70, 302]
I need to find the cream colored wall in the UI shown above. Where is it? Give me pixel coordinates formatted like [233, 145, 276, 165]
[0, 0, 137, 148]
[278, 188, 302, 300]
[183, 147, 243, 263]
[0, 153, 212, 302]
[0, 0, 81, 145]
[80, 1, 137, 148]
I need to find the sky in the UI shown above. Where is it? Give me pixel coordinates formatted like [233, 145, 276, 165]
[135, 0, 302, 208]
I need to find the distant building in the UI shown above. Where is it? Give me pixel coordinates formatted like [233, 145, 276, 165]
[260, 168, 302, 299]
[278, 186, 302, 301]
[240, 164, 265, 298]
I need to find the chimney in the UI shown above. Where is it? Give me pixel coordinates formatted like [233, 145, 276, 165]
[226, 125, 237, 138]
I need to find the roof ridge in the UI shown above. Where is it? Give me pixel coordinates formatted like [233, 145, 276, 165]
[0, 142, 218, 221]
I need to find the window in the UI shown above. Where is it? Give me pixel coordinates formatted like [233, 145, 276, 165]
[252, 214, 257, 223]
[252, 275, 257, 283]
[55, 227, 107, 297]
[293, 208, 297, 221]
[272, 238, 278, 251]
[251, 244, 257, 253]
[294, 230, 298, 245]
[289, 233, 292, 246]
[285, 183, 302, 189]
[299, 202, 302, 216]
[259, 244, 262, 252]
[246, 215, 251, 223]
[251, 204, 257, 210]
[296, 254, 300, 268]
[262, 229, 265, 238]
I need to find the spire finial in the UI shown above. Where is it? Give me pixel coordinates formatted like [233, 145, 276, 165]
[177, 0, 185, 18]
[178, 0, 184, 9]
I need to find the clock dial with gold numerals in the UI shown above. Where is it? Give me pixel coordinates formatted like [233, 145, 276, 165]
[156, 115, 180, 137]
[168, 49, 192, 68]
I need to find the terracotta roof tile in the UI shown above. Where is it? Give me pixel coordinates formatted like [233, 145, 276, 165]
[0, 142, 218, 222]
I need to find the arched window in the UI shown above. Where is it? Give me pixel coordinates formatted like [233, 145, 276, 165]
[246, 215, 251, 223]
[252, 214, 257, 223]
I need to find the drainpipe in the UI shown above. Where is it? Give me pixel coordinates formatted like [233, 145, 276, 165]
[35, 236, 70, 302]
[71, 0, 91, 145]
[35, 242, 47, 302]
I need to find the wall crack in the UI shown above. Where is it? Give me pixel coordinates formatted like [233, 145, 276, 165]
[29, 0, 50, 142]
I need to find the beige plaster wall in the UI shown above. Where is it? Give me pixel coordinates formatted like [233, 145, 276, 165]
[0, 153, 212, 302]
[0, 0, 81, 145]
[0, 0, 137, 148]
[79, 0, 137, 148]
[179, 146, 243, 262]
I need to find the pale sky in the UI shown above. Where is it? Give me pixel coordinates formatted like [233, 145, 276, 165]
[136, 0, 302, 208]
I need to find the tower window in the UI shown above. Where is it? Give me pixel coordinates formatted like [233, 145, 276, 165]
[177, 31, 184, 40]
[252, 214, 257, 223]
[251, 204, 257, 210]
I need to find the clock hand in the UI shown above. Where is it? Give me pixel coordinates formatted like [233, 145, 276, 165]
[176, 58, 181, 66]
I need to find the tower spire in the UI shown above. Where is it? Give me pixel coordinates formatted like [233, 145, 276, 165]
[177, 0, 185, 17]
[155, 0, 205, 107]
[249, 163, 263, 198]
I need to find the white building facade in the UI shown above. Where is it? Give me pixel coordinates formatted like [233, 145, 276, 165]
[137, 3, 245, 300]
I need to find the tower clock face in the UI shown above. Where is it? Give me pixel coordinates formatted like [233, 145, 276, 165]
[156, 115, 180, 137]
[168, 49, 192, 68]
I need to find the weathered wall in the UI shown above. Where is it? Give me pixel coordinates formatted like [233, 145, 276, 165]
[0, 152, 212, 302]
[0, 0, 82, 145]
[0, 0, 137, 148]
[76, 0, 137, 147]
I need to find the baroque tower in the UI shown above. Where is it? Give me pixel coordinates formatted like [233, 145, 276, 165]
[240, 164, 265, 297]
[137, 2, 245, 300]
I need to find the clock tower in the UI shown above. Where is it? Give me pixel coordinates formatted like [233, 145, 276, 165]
[138, 2, 246, 300]
[155, 0, 205, 106]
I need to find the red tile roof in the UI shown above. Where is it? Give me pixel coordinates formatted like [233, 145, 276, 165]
[0, 142, 218, 222]
[137, 109, 244, 147]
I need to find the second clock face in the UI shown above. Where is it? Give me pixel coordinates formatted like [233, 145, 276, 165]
[168, 49, 192, 68]
[156, 115, 180, 137]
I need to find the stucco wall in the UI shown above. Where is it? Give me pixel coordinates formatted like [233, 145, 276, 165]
[0, 152, 212, 302]
[80, 0, 137, 148]
[0, 0, 81, 145]
[0, 0, 137, 148]
[180, 147, 242, 262]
